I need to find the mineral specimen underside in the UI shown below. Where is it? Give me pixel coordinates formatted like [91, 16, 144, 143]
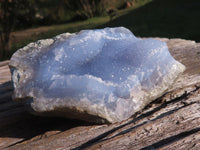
[9, 27, 185, 123]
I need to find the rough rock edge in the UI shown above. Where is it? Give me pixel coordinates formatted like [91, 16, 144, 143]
[9, 33, 74, 89]
[9, 32, 186, 123]
[0, 38, 199, 149]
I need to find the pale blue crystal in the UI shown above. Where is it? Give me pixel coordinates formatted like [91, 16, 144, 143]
[9, 27, 185, 123]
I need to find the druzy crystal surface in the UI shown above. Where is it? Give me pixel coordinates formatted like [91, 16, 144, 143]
[9, 27, 185, 123]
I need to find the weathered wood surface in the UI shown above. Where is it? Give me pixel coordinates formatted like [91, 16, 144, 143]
[0, 38, 200, 150]
[0, 61, 10, 84]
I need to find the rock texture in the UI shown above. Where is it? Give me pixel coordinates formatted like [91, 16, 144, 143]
[0, 38, 200, 150]
[9, 27, 185, 123]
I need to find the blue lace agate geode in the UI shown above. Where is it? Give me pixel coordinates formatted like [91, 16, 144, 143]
[9, 27, 185, 123]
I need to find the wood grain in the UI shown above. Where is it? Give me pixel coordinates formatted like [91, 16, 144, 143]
[0, 38, 200, 150]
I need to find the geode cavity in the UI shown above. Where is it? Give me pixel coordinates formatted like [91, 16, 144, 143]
[9, 27, 185, 123]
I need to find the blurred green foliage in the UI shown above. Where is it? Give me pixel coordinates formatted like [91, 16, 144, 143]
[11, 0, 133, 28]
[1, 0, 200, 60]
[0, 0, 36, 59]
[10, 17, 110, 56]
[0, 0, 132, 60]
[102, 0, 200, 41]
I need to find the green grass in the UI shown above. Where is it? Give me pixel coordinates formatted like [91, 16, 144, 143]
[100, 0, 200, 41]
[10, 17, 110, 54]
[5, 0, 200, 60]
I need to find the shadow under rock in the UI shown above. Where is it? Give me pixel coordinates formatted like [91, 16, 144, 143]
[0, 81, 95, 142]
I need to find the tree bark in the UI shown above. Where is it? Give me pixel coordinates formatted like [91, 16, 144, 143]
[0, 0, 13, 60]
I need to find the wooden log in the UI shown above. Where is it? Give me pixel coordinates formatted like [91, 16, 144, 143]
[0, 61, 11, 84]
[0, 38, 200, 150]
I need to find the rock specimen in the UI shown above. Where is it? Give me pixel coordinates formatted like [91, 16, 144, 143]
[9, 27, 185, 123]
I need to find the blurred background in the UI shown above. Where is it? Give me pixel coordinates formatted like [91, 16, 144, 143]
[0, 0, 200, 60]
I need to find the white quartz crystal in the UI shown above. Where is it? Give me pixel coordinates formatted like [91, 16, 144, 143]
[9, 27, 185, 123]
